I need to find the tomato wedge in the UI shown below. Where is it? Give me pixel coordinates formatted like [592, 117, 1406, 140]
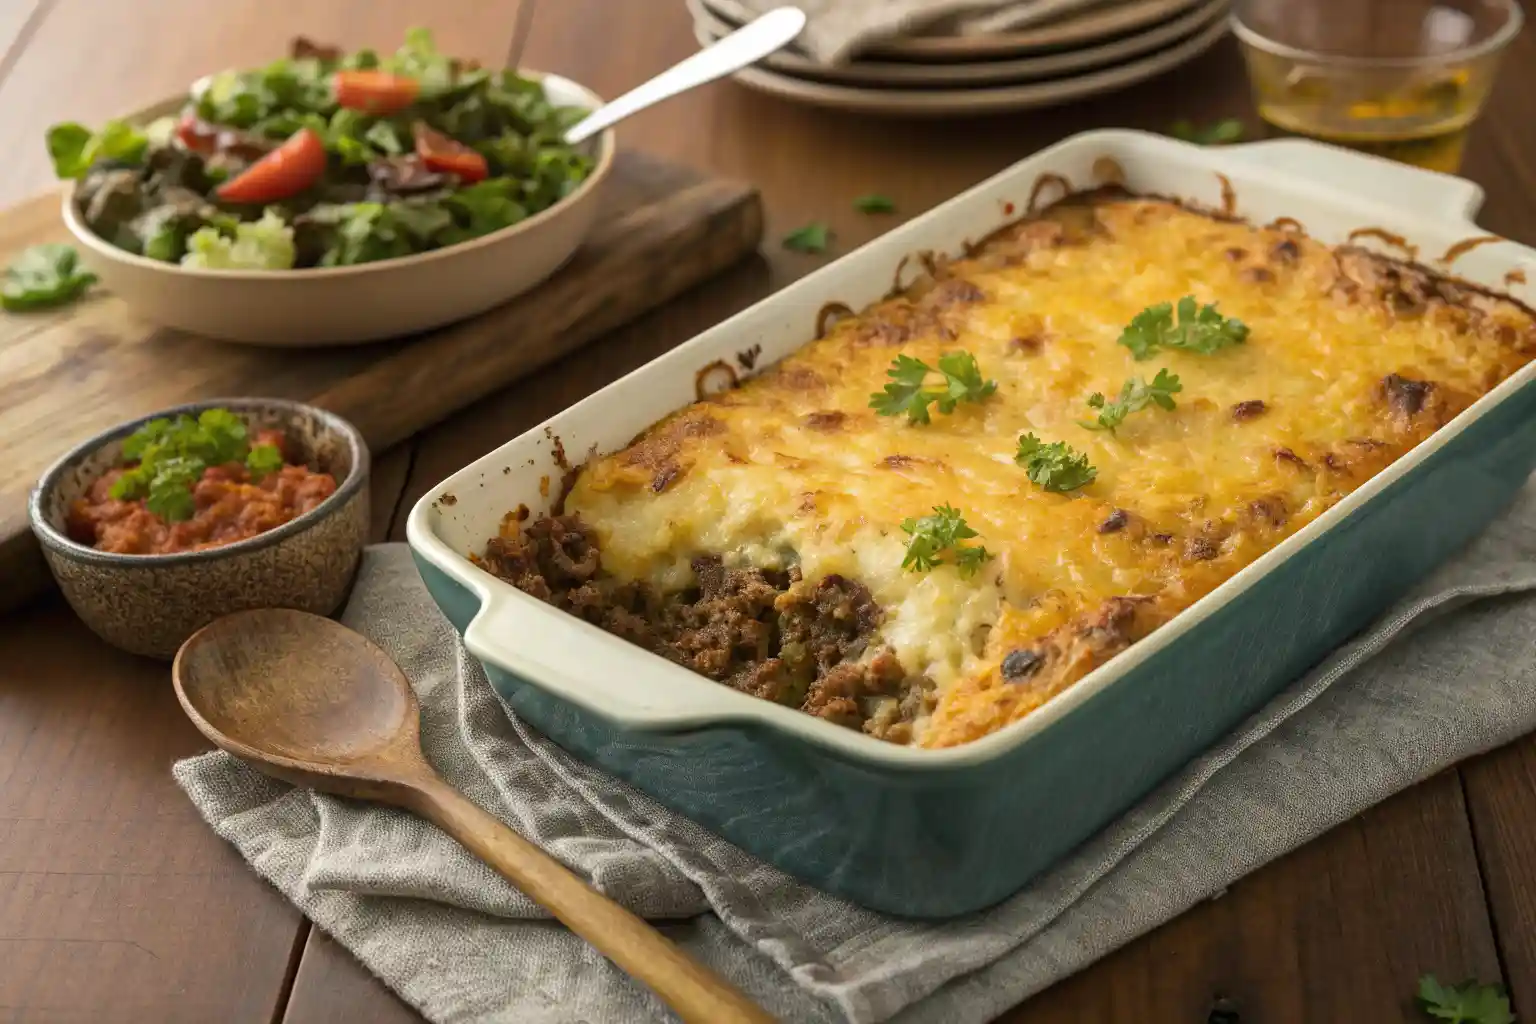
[176, 110, 217, 153]
[215, 127, 327, 204]
[334, 70, 420, 115]
[412, 122, 488, 184]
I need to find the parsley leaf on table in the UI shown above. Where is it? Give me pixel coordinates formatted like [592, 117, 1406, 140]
[1118, 296, 1249, 361]
[853, 193, 896, 214]
[782, 222, 831, 253]
[1081, 368, 1182, 434]
[1416, 975, 1515, 1024]
[1170, 118, 1246, 145]
[900, 504, 992, 577]
[870, 351, 997, 425]
[1015, 433, 1097, 492]
[2, 244, 98, 311]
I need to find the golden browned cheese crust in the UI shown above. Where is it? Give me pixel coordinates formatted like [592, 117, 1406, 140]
[560, 193, 1536, 748]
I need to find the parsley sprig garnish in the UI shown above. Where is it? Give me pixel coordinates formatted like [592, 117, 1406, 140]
[900, 504, 992, 577]
[1015, 434, 1097, 492]
[1081, 369, 1182, 434]
[1119, 296, 1249, 361]
[109, 408, 283, 522]
[870, 352, 997, 424]
[1417, 974, 1514, 1024]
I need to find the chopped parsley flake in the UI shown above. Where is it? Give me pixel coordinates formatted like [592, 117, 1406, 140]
[853, 194, 896, 214]
[1170, 118, 1246, 145]
[2, 243, 97, 311]
[782, 222, 831, 253]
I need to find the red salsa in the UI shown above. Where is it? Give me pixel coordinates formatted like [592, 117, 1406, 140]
[67, 427, 337, 555]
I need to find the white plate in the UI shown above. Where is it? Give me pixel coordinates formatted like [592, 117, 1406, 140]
[702, 0, 1206, 60]
[689, 0, 1230, 87]
[718, 15, 1231, 117]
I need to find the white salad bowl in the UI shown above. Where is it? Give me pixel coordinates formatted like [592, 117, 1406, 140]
[60, 72, 615, 347]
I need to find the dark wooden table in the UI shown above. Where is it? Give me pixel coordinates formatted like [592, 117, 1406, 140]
[3, 2, 1535, 1021]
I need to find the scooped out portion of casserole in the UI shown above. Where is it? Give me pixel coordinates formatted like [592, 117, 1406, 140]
[476, 189, 1536, 749]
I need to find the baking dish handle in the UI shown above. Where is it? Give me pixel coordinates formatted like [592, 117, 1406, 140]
[462, 591, 752, 729]
[1215, 138, 1486, 226]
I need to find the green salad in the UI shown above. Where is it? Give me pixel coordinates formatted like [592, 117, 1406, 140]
[46, 29, 595, 270]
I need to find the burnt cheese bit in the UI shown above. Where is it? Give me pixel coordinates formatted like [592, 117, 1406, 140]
[803, 410, 846, 431]
[1232, 399, 1267, 421]
[1184, 536, 1220, 561]
[1271, 238, 1300, 263]
[1380, 373, 1434, 417]
[1098, 508, 1131, 534]
[1000, 648, 1044, 682]
[923, 278, 986, 308]
[651, 463, 681, 492]
[1076, 596, 1146, 660]
[1274, 447, 1309, 469]
[1247, 495, 1289, 529]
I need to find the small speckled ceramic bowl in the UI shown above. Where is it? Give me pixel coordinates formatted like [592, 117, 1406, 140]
[28, 398, 370, 659]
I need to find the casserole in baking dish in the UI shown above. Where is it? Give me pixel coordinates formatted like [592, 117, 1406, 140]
[408, 130, 1536, 916]
[474, 190, 1533, 751]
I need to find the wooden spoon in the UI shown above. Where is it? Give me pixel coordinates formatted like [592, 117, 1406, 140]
[172, 607, 775, 1024]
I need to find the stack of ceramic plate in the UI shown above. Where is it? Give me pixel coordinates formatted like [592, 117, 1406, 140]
[687, 0, 1232, 116]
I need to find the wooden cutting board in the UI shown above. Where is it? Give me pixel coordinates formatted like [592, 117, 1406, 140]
[0, 150, 763, 613]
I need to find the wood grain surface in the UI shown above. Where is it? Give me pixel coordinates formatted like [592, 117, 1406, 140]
[0, 151, 761, 614]
[2, 1, 1536, 1023]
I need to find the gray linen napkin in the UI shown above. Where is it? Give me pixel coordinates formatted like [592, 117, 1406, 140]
[727, 0, 1125, 64]
[176, 476, 1536, 1024]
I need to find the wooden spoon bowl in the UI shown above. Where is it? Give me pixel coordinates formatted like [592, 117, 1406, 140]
[173, 607, 774, 1024]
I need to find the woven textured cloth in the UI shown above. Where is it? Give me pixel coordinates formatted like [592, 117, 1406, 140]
[176, 477, 1536, 1023]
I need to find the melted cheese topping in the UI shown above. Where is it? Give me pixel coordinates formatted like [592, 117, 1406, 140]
[564, 196, 1535, 748]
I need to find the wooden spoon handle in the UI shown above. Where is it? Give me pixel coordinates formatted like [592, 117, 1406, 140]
[408, 777, 776, 1024]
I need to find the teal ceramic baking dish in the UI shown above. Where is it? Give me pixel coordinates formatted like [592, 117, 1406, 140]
[407, 129, 1536, 918]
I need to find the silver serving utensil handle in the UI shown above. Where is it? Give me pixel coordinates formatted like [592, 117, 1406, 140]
[505, 0, 539, 74]
[562, 6, 807, 146]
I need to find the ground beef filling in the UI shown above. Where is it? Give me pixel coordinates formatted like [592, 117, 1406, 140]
[477, 514, 923, 740]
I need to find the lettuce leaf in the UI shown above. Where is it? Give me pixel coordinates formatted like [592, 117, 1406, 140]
[46, 120, 149, 179]
[442, 178, 526, 240]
